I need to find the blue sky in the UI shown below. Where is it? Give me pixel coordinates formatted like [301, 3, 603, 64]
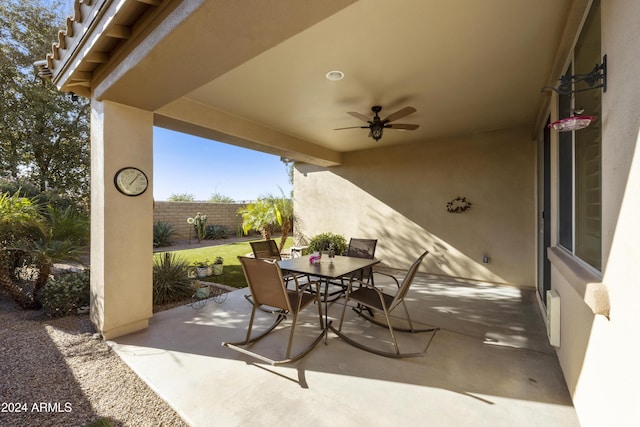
[153, 128, 292, 202]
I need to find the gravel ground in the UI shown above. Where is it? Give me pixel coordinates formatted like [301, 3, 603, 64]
[0, 289, 190, 427]
[0, 237, 252, 426]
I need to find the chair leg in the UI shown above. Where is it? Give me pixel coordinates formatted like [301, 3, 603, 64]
[223, 309, 321, 365]
[401, 300, 416, 332]
[315, 283, 324, 328]
[245, 306, 257, 343]
[338, 288, 352, 331]
[373, 295, 400, 355]
[286, 312, 298, 359]
[380, 308, 400, 355]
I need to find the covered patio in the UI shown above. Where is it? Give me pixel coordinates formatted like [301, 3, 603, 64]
[110, 270, 579, 426]
[37, 0, 640, 425]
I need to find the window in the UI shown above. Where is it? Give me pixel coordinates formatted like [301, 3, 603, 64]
[557, 0, 602, 271]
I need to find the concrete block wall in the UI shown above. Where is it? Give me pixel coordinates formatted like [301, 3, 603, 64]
[153, 201, 247, 240]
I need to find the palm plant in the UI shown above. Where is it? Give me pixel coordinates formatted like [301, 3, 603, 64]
[21, 237, 82, 295]
[238, 192, 294, 251]
[0, 192, 46, 308]
[0, 192, 86, 309]
[46, 205, 90, 245]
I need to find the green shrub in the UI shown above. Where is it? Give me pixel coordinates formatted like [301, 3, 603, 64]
[39, 270, 90, 317]
[153, 221, 177, 247]
[307, 232, 347, 255]
[205, 224, 228, 240]
[153, 252, 194, 305]
[46, 205, 90, 246]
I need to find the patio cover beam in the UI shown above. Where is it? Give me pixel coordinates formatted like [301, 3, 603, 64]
[155, 98, 342, 167]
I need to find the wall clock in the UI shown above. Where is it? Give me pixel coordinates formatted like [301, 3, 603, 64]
[114, 167, 148, 196]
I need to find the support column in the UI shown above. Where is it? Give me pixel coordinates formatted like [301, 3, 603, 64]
[90, 100, 153, 339]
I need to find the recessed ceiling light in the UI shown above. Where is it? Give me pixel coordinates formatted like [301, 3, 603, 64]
[325, 70, 344, 81]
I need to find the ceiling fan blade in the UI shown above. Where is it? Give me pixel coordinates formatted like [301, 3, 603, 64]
[383, 106, 417, 123]
[348, 111, 372, 122]
[334, 126, 369, 130]
[387, 123, 419, 130]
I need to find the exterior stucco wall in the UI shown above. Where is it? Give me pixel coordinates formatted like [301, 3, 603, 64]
[90, 100, 153, 339]
[548, 1, 640, 426]
[294, 127, 536, 286]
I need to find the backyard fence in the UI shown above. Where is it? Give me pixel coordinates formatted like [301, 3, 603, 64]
[153, 201, 247, 240]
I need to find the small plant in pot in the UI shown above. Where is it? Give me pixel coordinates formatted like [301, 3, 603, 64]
[212, 256, 224, 276]
[194, 259, 211, 278]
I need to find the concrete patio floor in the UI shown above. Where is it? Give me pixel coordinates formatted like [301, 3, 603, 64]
[110, 272, 580, 427]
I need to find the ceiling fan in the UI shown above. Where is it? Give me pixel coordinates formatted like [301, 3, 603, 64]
[334, 105, 419, 141]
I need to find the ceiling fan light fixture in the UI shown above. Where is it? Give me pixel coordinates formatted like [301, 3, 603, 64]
[371, 125, 383, 141]
[334, 105, 418, 142]
[325, 70, 344, 81]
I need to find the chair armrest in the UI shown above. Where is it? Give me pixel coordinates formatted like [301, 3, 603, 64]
[372, 270, 401, 288]
[298, 280, 320, 294]
[347, 278, 383, 294]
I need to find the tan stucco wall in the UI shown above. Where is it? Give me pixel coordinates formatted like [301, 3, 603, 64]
[90, 100, 153, 339]
[294, 127, 536, 286]
[548, 1, 640, 425]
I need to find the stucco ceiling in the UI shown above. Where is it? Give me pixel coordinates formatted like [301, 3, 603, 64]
[181, 0, 572, 152]
[52, 0, 578, 161]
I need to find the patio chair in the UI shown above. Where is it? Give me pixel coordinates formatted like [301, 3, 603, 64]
[222, 256, 324, 365]
[344, 237, 378, 283]
[245, 239, 284, 309]
[331, 250, 439, 358]
[249, 239, 309, 288]
[317, 238, 380, 303]
[332, 238, 378, 310]
[250, 239, 282, 260]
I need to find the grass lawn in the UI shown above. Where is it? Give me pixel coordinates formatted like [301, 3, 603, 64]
[154, 238, 294, 289]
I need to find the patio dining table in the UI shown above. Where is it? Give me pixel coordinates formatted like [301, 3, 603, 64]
[278, 255, 380, 330]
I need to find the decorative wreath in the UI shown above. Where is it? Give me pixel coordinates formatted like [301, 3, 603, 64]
[446, 197, 472, 213]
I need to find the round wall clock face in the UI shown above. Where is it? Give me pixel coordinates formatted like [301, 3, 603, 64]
[114, 167, 148, 196]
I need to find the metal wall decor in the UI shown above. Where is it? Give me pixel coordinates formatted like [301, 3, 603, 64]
[541, 55, 607, 95]
[446, 197, 472, 213]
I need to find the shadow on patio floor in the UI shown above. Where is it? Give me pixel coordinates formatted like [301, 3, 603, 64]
[110, 273, 579, 427]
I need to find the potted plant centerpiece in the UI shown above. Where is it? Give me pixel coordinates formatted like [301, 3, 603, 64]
[212, 256, 224, 276]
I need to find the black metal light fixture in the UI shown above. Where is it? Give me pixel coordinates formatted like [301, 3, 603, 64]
[370, 124, 384, 141]
[542, 55, 607, 95]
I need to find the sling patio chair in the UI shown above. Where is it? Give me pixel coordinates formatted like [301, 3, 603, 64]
[330, 237, 379, 311]
[250, 239, 282, 260]
[245, 239, 287, 309]
[344, 237, 378, 284]
[222, 256, 324, 365]
[249, 239, 310, 291]
[318, 237, 379, 303]
[330, 250, 439, 358]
